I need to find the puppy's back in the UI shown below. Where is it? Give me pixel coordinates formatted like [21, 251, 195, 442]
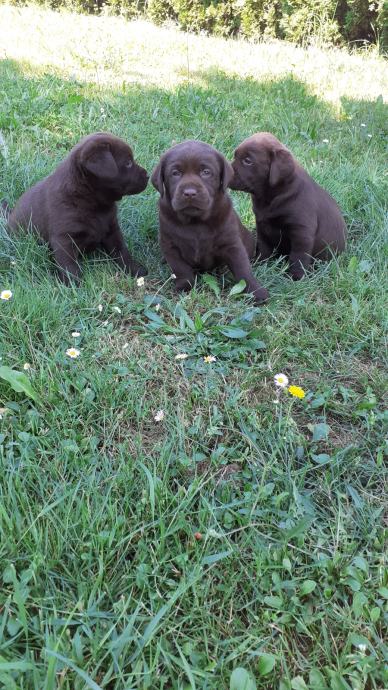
[8, 156, 72, 241]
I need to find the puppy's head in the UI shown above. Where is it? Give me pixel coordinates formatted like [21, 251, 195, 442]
[74, 133, 148, 200]
[151, 140, 233, 220]
[230, 133, 295, 194]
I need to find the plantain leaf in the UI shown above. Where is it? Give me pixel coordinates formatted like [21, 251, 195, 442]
[230, 667, 256, 690]
[229, 280, 246, 297]
[203, 273, 220, 297]
[258, 653, 276, 676]
[0, 366, 39, 402]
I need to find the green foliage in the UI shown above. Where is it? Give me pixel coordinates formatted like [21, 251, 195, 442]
[7, 0, 386, 48]
[147, 0, 176, 24]
[279, 0, 342, 46]
[240, 0, 282, 40]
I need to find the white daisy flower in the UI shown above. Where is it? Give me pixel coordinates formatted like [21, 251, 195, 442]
[154, 409, 164, 422]
[171, 273, 177, 279]
[155, 304, 161, 312]
[98, 304, 103, 312]
[112, 306, 121, 314]
[66, 347, 80, 359]
[1, 290, 12, 300]
[23, 363, 31, 370]
[136, 277, 145, 287]
[274, 373, 289, 388]
[203, 355, 216, 363]
[71, 331, 81, 338]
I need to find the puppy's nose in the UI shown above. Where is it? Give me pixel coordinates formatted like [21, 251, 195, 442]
[183, 187, 197, 199]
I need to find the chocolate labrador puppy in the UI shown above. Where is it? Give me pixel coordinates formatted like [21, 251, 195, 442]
[6, 132, 148, 283]
[230, 132, 346, 279]
[151, 140, 269, 303]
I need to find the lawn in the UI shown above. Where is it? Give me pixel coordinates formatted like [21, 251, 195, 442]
[0, 4, 387, 689]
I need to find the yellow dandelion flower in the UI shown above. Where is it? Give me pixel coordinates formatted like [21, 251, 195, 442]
[1, 290, 12, 300]
[288, 385, 305, 399]
[66, 347, 80, 359]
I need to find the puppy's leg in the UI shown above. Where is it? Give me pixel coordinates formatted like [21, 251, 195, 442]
[256, 222, 278, 261]
[50, 236, 81, 285]
[222, 243, 269, 304]
[103, 222, 147, 277]
[163, 248, 195, 293]
[287, 225, 315, 280]
[256, 234, 275, 261]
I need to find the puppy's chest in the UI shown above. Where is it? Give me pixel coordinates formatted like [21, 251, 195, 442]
[253, 199, 271, 224]
[70, 211, 113, 250]
[173, 226, 218, 269]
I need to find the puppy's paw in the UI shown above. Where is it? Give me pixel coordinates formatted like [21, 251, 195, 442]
[289, 269, 304, 281]
[175, 277, 193, 292]
[252, 286, 269, 304]
[57, 270, 81, 287]
[131, 261, 148, 278]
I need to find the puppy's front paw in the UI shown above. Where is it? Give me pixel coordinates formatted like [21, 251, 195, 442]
[130, 261, 148, 278]
[252, 286, 269, 304]
[175, 276, 193, 292]
[289, 269, 304, 281]
[57, 270, 81, 287]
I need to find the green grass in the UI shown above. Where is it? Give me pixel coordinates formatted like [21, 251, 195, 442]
[0, 4, 387, 689]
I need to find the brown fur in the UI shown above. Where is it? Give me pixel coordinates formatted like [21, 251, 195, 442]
[7, 132, 148, 283]
[230, 132, 346, 279]
[151, 140, 269, 303]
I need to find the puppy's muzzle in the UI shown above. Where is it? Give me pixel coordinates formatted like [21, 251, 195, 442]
[183, 186, 198, 200]
[173, 183, 210, 214]
[228, 165, 243, 191]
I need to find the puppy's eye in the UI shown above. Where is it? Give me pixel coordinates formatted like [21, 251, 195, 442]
[200, 168, 211, 177]
[125, 160, 133, 168]
[171, 170, 182, 178]
[243, 157, 253, 166]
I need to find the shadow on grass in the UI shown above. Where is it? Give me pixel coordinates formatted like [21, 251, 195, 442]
[0, 57, 386, 330]
[1, 56, 386, 238]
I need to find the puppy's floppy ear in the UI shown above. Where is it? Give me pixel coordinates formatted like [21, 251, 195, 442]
[151, 159, 165, 197]
[80, 141, 118, 180]
[269, 147, 295, 187]
[217, 153, 234, 192]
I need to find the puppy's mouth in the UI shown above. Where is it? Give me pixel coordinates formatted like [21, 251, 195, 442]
[126, 179, 148, 194]
[172, 200, 209, 217]
[229, 168, 249, 192]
